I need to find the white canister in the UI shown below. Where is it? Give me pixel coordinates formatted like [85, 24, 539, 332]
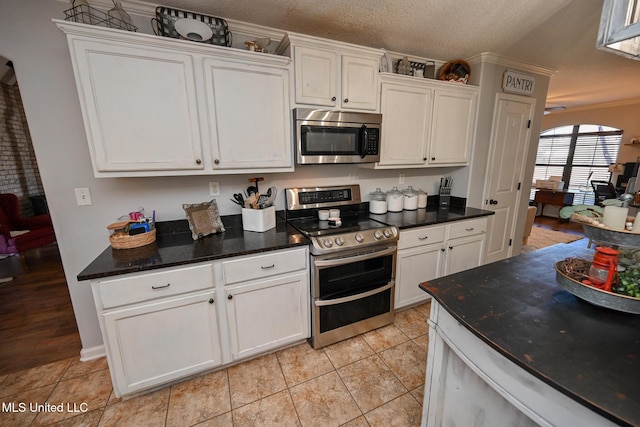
[386, 187, 404, 212]
[402, 186, 418, 210]
[603, 205, 628, 230]
[369, 188, 388, 214]
[329, 209, 340, 218]
[417, 189, 428, 209]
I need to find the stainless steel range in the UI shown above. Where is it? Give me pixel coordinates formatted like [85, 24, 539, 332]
[285, 185, 398, 349]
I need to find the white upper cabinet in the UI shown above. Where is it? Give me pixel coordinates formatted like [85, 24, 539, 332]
[428, 87, 477, 165]
[278, 32, 383, 112]
[64, 37, 205, 174]
[202, 58, 292, 171]
[378, 81, 433, 166]
[368, 74, 478, 169]
[56, 21, 293, 177]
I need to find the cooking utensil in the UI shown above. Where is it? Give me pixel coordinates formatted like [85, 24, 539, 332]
[248, 177, 264, 195]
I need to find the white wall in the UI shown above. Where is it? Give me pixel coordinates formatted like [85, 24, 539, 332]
[0, 0, 477, 355]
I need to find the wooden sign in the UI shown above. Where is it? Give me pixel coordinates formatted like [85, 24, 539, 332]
[502, 70, 535, 96]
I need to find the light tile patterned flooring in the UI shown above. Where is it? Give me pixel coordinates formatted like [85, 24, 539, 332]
[0, 302, 430, 426]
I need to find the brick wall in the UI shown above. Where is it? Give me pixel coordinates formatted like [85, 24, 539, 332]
[0, 82, 44, 217]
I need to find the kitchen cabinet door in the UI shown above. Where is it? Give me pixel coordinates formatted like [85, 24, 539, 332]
[341, 54, 380, 111]
[225, 271, 309, 361]
[67, 38, 204, 174]
[443, 234, 485, 276]
[102, 291, 221, 397]
[378, 82, 432, 166]
[293, 46, 339, 107]
[395, 243, 443, 309]
[203, 58, 293, 172]
[428, 88, 477, 165]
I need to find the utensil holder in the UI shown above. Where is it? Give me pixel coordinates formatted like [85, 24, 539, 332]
[242, 206, 275, 232]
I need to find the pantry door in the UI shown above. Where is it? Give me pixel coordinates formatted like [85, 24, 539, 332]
[483, 94, 535, 263]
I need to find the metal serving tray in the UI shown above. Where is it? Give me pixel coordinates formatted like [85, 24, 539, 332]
[555, 261, 640, 314]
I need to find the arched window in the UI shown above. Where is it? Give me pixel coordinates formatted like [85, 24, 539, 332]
[532, 124, 623, 205]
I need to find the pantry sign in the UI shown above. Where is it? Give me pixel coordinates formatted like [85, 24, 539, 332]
[502, 70, 535, 96]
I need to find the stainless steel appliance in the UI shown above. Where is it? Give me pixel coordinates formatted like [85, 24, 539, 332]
[293, 108, 382, 165]
[285, 184, 398, 349]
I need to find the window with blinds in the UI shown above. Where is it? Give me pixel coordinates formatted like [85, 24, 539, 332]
[532, 124, 622, 204]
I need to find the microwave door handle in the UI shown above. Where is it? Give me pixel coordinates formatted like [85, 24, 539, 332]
[360, 125, 368, 158]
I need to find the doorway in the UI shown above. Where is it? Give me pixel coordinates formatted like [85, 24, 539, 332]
[0, 55, 80, 374]
[483, 93, 536, 263]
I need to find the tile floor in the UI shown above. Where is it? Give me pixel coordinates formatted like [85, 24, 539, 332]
[0, 302, 431, 427]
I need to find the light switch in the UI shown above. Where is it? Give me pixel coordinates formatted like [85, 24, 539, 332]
[74, 188, 92, 206]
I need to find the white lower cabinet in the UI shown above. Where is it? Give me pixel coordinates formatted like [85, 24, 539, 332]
[92, 247, 309, 398]
[102, 291, 221, 397]
[395, 218, 488, 309]
[225, 272, 309, 360]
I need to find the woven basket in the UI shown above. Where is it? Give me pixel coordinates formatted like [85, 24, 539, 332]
[109, 228, 156, 250]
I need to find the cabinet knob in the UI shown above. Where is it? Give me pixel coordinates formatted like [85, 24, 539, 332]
[214, 159, 220, 165]
[209, 298, 214, 304]
[227, 294, 233, 300]
[344, 98, 349, 103]
[196, 159, 202, 164]
[441, 248, 445, 252]
[449, 246, 453, 250]
[423, 157, 427, 161]
[431, 157, 436, 161]
[331, 96, 336, 101]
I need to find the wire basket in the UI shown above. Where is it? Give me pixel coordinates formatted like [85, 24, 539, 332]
[152, 6, 232, 47]
[64, 4, 138, 32]
[109, 228, 156, 250]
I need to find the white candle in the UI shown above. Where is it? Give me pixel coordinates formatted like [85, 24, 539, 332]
[603, 206, 628, 230]
[632, 212, 640, 233]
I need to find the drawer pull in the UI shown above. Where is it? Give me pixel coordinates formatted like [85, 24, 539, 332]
[261, 264, 276, 269]
[465, 227, 474, 232]
[151, 283, 170, 290]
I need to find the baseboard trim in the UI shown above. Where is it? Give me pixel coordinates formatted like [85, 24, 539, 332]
[80, 345, 106, 362]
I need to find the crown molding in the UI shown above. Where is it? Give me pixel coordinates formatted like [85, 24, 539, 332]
[467, 52, 556, 77]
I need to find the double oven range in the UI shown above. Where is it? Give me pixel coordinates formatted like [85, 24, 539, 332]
[285, 185, 398, 349]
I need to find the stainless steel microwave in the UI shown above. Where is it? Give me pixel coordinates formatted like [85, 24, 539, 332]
[293, 108, 382, 164]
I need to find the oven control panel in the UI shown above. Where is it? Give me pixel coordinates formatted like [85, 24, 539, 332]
[310, 227, 398, 255]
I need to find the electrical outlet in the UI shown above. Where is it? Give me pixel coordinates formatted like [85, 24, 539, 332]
[74, 188, 92, 206]
[209, 182, 220, 196]
[399, 174, 405, 184]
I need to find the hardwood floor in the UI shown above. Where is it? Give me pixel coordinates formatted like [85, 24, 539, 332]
[532, 215, 585, 236]
[0, 244, 81, 375]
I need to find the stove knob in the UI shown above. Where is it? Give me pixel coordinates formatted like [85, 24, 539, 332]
[383, 228, 394, 238]
[323, 238, 333, 248]
[354, 233, 364, 243]
[373, 230, 383, 240]
[335, 236, 345, 246]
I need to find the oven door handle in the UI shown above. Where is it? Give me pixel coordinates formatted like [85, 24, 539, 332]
[313, 245, 397, 268]
[315, 281, 394, 306]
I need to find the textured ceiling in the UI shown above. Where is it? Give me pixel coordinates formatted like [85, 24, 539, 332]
[157, 0, 640, 110]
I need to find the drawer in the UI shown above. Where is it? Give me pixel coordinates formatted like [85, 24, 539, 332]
[97, 263, 214, 309]
[398, 225, 446, 250]
[448, 218, 487, 240]
[223, 248, 307, 285]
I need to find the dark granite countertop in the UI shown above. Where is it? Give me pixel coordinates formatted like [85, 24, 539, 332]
[77, 213, 309, 281]
[420, 241, 640, 427]
[78, 204, 494, 282]
[370, 205, 494, 230]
